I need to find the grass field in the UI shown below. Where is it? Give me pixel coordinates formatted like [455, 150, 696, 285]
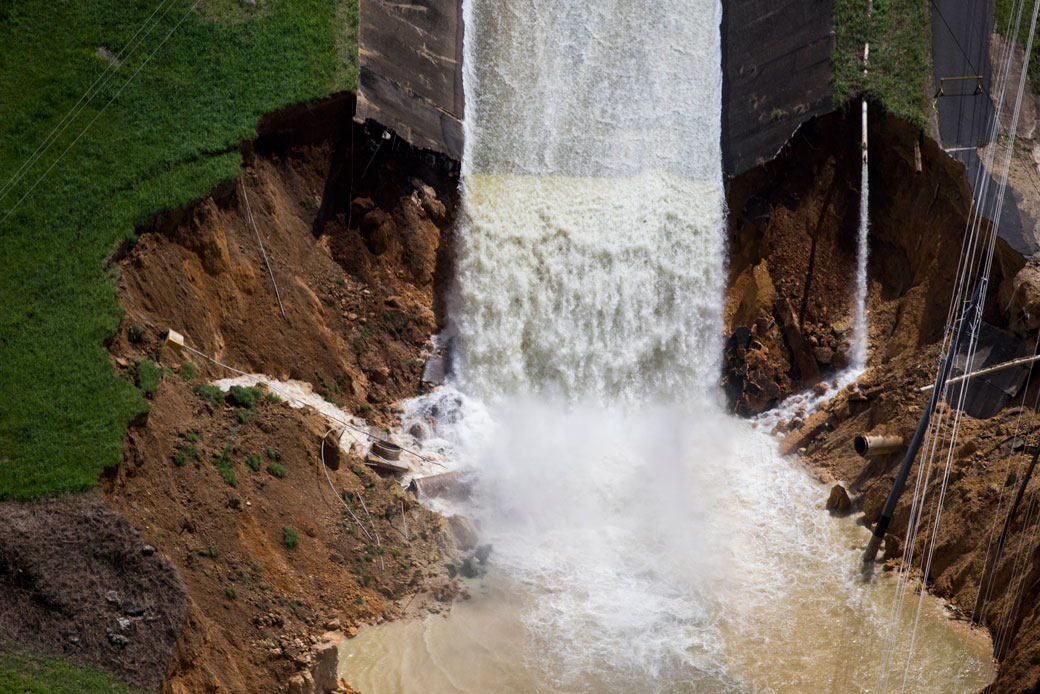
[0, 649, 146, 694]
[996, 0, 1040, 92]
[834, 0, 931, 127]
[0, 0, 357, 500]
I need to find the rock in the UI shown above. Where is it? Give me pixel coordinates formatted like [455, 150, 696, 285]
[447, 515, 479, 551]
[105, 590, 120, 606]
[474, 543, 492, 564]
[832, 349, 851, 371]
[883, 533, 902, 560]
[123, 601, 146, 617]
[825, 484, 852, 513]
[116, 617, 132, 631]
[105, 629, 129, 647]
[368, 366, 389, 385]
[324, 618, 341, 631]
[775, 296, 820, 384]
[459, 556, 481, 578]
[408, 422, 428, 440]
[141, 544, 155, 556]
[288, 672, 315, 694]
[812, 381, 829, 396]
[311, 641, 339, 693]
[345, 626, 358, 638]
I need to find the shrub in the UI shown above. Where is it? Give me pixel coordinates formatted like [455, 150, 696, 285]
[213, 444, 236, 486]
[193, 384, 224, 409]
[185, 429, 199, 443]
[200, 547, 219, 558]
[246, 453, 262, 471]
[282, 526, 299, 548]
[173, 445, 199, 467]
[265, 448, 281, 460]
[227, 385, 261, 409]
[218, 466, 238, 487]
[235, 409, 252, 425]
[224, 587, 237, 600]
[136, 359, 161, 398]
[267, 463, 287, 479]
[265, 391, 282, 404]
[128, 324, 145, 343]
[180, 361, 197, 380]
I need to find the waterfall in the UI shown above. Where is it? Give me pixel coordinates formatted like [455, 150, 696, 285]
[852, 97, 871, 371]
[344, 2, 993, 691]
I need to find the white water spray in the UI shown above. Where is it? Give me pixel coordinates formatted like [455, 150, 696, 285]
[340, 1, 991, 690]
[852, 97, 871, 371]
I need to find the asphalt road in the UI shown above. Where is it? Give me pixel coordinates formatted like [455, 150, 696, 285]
[931, 0, 995, 148]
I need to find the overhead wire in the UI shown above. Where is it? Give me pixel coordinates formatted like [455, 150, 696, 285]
[0, 0, 203, 230]
[0, 0, 177, 204]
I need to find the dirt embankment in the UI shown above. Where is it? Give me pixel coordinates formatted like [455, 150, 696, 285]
[96, 93, 470, 693]
[723, 106, 1040, 691]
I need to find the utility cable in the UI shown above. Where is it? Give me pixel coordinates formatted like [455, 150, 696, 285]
[0, 0, 202, 230]
[239, 179, 286, 319]
[320, 427, 375, 542]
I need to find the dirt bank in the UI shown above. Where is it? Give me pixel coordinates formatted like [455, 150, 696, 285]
[724, 106, 1040, 691]
[98, 93, 471, 693]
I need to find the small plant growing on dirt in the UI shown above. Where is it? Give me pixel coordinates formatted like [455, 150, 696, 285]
[193, 384, 224, 409]
[136, 358, 161, 398]
[250, 563, 261, 573]
[180, 361, 197, 380]
[235, 409, 252, 425]
[282, 526, 299, 548]
[265, 448, 281, 460]
[359, 326, 374, 339]
[315, 371, 340, 394]
[225, 587, 237, 600]
[246, 453, 262, 472]
[128, 323, 145, 343]
[173, 445, 199, 467]
[382, 310, 408, 337]
[199, 547, 219, 558]
[265, 391, 282, 404]
[185, 429, 199, 442]
[358, 403, 371, 414]
[336, 279, 346, 288]
[218, 466, 238, 487]
[267, 463, 287, 479]
[227, 385, 261, 409]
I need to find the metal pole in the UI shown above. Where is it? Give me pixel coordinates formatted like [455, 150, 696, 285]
[864, 278, 985, 562]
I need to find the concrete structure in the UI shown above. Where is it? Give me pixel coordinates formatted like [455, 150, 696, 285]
[356, 0, 465, 160]
[721, 0, 835, 176]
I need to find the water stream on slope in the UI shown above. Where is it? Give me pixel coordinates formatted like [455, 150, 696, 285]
[339, 0, 994, 690]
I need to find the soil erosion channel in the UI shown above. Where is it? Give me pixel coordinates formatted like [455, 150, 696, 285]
[341, 0, 993, 692]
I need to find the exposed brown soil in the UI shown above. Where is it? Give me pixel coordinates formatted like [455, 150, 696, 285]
[101, 375, 466, 694]
[110, 93, 457, 429]
[0, 495, 187, 690]
[724, 106, 1040, 691]
[95, 93, 471, 693]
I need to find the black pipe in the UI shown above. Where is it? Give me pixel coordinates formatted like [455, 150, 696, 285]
[864, 278, 985, 562]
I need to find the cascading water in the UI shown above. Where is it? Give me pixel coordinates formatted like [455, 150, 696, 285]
[852, 98, 871, 372]
[338, 1, 992, 691]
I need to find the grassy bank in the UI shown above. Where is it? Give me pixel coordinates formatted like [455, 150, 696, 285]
[0, 649, 145, 694]
[833, 0, 931, 126]
[0, 0, 357, 500]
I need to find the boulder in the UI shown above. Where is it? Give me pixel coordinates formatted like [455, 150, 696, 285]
[825, 484, 852, 513]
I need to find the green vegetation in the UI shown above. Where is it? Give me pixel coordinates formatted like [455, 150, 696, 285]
[265, 391, 282, 404]
[180, 361, 197, 380]
[184, 429, 199, 443]
[0, 0, 359, 500]
[833, 0, 930, 126]
[234, 409, 253, 425]
[199, 547, 219, 558]
[193, 384, 224, 410]
[135, 358, 161, 398]
[127, 323, 144, 343]
[267, 462, 287, 479]
[246, 453, 262, 472]
[0, 648, 145, 694]
[227, 385, 261, 409]
[172, 444, 199, 467]
[265, 448, 281, 460]
[224, 587, 237, 600]
[282, 526, 299, 548]
[213, 444, 237, 487]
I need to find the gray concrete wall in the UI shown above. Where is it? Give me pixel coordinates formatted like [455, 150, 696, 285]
[722, 0, 835, 176]
[356, 0, 465, 160]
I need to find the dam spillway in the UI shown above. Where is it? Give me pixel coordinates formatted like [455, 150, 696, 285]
[339, 0, 995, 691]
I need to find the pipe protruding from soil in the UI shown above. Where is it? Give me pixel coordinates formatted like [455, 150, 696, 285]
[854, 434, 904, 457]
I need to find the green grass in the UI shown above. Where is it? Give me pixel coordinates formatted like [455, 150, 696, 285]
[283, 526, 299, 548]
[246, 453, 261, 472]
[227, 385, 260, 409]
[0, 0, 358, 500]
[834, 0, 931, 126]
[0, 648, 145, 694]
[267, 462, 286, 479]
[135, 358, 160, 398]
